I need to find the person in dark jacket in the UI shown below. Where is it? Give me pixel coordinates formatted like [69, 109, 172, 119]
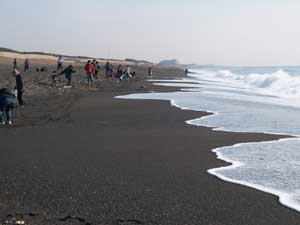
[0, 88, 15, 126]
[104, 61, 110, 78]
[60, 65, 76, 86]
[13, 58, 17, 70]
[94, 61, 100, 80]
[14, 69, 24, 106]
[24, 58, 30, 72]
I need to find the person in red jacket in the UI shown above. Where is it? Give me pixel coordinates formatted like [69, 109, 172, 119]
[85, 60, 95, 85]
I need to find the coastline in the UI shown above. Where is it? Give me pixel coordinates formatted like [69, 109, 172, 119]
[118, 81, 300, 215]
[1, 62, 300, 224]
[207, 137, 300, 213]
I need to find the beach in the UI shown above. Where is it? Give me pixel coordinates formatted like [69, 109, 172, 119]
[1, 61, 300, 225]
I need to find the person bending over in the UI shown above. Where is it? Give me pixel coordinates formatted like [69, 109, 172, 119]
[0, 88, 15, 126]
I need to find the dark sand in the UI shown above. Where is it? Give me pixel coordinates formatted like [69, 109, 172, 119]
[0, 61, 299, 225]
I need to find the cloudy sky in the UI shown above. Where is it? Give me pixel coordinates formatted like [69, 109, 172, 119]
[1, 0, 300, 66]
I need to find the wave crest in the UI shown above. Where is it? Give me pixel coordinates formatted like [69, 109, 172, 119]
[193, 69, 300, 98]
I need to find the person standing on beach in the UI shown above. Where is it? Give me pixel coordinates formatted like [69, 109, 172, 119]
[92, 59, 96, 67]
[148, 67, 153, 77]
[24, 58, 30, 72]
[105, 61, 110, 78]
[0, 88, 15, 126]
[14, 69, 24, 106]
[91, 59, 97, 79]
[13, 58, 17, 70]
[109, 63, 114, 79]
[85, 60, 95, 85]
[94, 61, 100, 80]
[57, 56, 63, 71]
[60, 65, 76, 86]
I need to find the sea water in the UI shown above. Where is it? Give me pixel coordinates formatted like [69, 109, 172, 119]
[116, 66, 300, 212]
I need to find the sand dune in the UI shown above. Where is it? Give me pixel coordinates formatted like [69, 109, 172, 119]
[0, 51, 154, 67]
[0, 51, 57, 61]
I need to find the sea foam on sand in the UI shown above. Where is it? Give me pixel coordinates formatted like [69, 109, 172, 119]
[117, 66, 300, 213]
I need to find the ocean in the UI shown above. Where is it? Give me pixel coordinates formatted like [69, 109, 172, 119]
[117, 66, 300, 212]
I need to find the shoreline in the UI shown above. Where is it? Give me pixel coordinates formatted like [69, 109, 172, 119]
[120, 73, 300, 215]
[1, 62, 300, 224]
[208, 137, 300, 213]
[147, 74, 300, 214]
[118, 88, 300, 214]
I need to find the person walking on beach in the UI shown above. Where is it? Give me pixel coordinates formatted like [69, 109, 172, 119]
[85, 60, 95, 85]
[13, 58, 17, 70]
[0, 88, 15, 126]
[24, 58, 30, 72]
[14, 69, 24, 106]
[60, 65, 76, 86]
[57, 56, 63, 71]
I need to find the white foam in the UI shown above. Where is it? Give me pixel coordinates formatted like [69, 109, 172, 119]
[116, 66, 300, 213]
[207, 138, 300, 213]
[190, 68, 300, 100]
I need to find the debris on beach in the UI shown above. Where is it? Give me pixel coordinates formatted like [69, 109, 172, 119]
[1, 213, 38, 225]
[116, 219, 143, 225]
[57, 215, 92, 225]
[2, 218, 25, 225]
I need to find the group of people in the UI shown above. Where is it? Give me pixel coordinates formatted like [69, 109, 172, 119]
[84, 60, 136, 85]
[84, 60, 100, 85]
[116, 64, 136, 80]
[1, 56, 152, 127]
[53, 58, 137, 87]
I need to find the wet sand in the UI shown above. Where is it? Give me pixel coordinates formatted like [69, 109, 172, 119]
[0, 62, 300, 224]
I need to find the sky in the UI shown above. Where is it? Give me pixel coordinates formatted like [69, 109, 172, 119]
[1, 0, 300, 66]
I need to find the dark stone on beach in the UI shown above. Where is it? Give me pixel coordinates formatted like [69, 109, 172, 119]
[116, 219, 143, 225]
[40, 67, 48, 72]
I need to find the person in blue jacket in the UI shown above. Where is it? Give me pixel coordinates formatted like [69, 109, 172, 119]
[0, 88, 15, 126]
